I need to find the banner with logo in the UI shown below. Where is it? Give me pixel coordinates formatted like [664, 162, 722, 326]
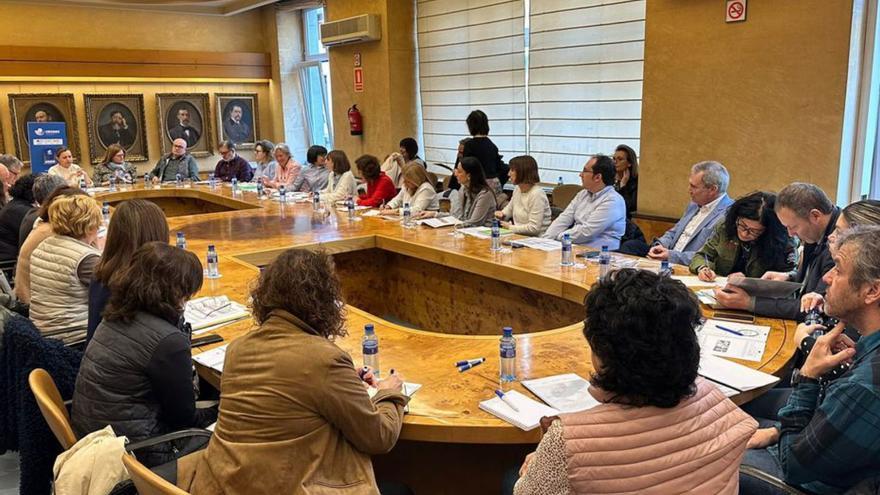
[27, 122, 67, 174]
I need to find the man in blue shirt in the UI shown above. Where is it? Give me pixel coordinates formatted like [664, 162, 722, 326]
[543, 154, 626, 249]
[742, 225, 880, 494]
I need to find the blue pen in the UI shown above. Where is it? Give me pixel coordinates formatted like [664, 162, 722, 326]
[495, 389, 520, 412]
[454, 357, 486, 367]
[458, 360, 485, 372]
[715, 324, 745, 337]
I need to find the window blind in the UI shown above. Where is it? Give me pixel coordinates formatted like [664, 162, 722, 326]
[528, 0, 645, 183]
[417, 0, 527, 172]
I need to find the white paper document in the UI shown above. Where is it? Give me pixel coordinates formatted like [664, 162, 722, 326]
[192, 344, 228, 372]
[672, 275, 728, 288]
[335, 205, 371, 212]
[508, 237, 562, 252]
[698, 318, 770, 362]
[185, 296, 250, 332]
[361, 209, 382, 217]
[521, 374, 601, 413]
[479, 390, 559, 431]
[367, 382, 422, 399]
[418, 216, 461, 228]
[456, 226, 512, 239]
[698, 353, 779, 393]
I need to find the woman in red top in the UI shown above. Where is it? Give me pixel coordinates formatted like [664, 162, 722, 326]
[356, 154, 397, 207]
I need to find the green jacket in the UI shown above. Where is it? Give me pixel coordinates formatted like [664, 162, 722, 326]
[689, 222, 797, 277]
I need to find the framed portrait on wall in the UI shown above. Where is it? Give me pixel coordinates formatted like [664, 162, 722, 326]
[84, 94, 149, 163]
[215, 93, 259, 149]
[8, 93, 80, 165]
[157, 93, 212, 158]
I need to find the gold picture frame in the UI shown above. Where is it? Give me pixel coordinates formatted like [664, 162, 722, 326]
[84, 93, 149, 163]
[157, 93, 213, 158]
[8, 93, 80, 165]
[215, 93, 259, 150]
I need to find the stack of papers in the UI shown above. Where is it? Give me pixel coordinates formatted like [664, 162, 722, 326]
[698, 352, 779, 393]
[671, 275, 728, 288]
[479, 390, 559, 431]
[522, 374, 601, 413]
[508, 237, 562, 252]
[192, 344, 228, 372]
[335, 205, 371, 212]
[698, 318, 770, 361]
[456, 226, 512, 239]
[185, 296, 250, 333]
[367, 382, 422, 399]
[418, 216, 461, 228]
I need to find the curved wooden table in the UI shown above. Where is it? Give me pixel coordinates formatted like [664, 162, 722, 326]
[96, 185, 797, 446]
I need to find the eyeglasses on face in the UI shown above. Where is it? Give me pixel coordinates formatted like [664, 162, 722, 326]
[736, 219, 765, 237]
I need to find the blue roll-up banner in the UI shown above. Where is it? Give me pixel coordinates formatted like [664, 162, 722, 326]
[27, 122, 67, 174]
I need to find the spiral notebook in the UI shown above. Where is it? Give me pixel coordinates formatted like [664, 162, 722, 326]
[479, 390, 559, 431]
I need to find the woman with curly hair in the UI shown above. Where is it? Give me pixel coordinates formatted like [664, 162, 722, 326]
[509, 269, 757, 494]
[690, 191, 796, 281]
[178, 249, 411, 495]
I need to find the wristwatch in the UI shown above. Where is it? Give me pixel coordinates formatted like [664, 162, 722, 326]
[791, 368, 819, 387]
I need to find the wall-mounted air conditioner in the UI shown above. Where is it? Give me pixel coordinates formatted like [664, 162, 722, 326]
[320, 14, 381, 47]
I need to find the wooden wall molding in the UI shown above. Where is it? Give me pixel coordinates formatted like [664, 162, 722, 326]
[0, 45, 271, 79]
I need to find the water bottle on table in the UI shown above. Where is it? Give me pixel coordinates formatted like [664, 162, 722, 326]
[313, 191, 322, 211]
[362, 323, 380, 378]
[278, 185, 287, 203]
[500, 326, 516, 383]
[101, 202, 110, 225]
[144, 173, 152, 189]
[206, 244, 220, 279]
[490, 219, 501, 251]
[256, 178, 265, 199]
[231, 178, 240, 195]
[176, 173, 183, 187]
[176, 232, 187, 250]
[402, 202, 412, 228]
[598, 245, 611, 279]
[560, 233, 573, 266]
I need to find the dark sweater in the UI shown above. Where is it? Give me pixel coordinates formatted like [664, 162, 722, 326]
[463, 137, 501, 179]
[0, 198, 34, 262]
[214, 155, 253, 182]
[18, 208, 39, 248]
[86, 279, 110, 346]
[615, 175, 638, 218]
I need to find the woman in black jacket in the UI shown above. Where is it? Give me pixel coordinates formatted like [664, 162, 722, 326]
[72, 242, 216, 470]
[0, 174, 36, 266]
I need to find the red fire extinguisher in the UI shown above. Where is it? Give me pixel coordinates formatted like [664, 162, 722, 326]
[348, 104, 363, 136]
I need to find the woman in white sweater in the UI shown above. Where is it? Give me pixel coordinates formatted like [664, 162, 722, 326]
[382, 163, 438, 214]
[494, 155, 551, 236]
[319, 149, 357, 204]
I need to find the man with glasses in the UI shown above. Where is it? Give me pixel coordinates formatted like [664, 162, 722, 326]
[542, 154, 626, 249]
[647, 161, 733, 265]
[716, 182, 839, 319]
[150, 138, 200, 183]
[213, 140, 253, 183]
[0, 155, 23, 191]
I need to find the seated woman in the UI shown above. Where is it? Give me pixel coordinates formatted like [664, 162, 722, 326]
[48, 147, 93, 187]
[690, 191, 796, 281]
[319, 149, 358, 204]
[72, 242, 217, 471]
[29, 194, 102, 344]
[510, 269, 757, 494]
[381, 152, 406, 188]
[613, 144, 639, 218]
[416, 157, 496, 227]
[0, 174, 36, 268]
[291, 145, 330, 193]
[382, 163, 439, 215]
[264, 143, 301, 189]
[493, 155, 551, 236]
[251, 139, 277, 183]
[87, 199, 169, 345]
[92, 144, 138, 185]
[356, 154, 397, 207]
[15, 186, 84, 305]
[177, 249, 408, 494]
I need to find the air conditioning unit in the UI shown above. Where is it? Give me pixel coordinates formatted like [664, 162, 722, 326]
[320, 14, 381, 47]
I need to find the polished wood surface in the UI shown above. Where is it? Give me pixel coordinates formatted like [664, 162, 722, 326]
[96, 185, 797, 445]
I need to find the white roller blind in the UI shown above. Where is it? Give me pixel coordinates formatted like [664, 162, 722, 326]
[528, 0, 646, 183]
[417, 0, 527, 171]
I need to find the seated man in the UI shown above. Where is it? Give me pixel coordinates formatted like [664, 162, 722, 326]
[716, 182, 838, 319]
[0, 155, 23, 191]
[741, 225, 880, 494]
[542, 155, 626, 249]
[214, 140, 253, 183]
[150, 139, 200, 183]
[645, 161, 732, 264]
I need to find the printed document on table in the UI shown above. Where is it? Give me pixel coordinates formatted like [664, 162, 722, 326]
[457, 226, 512, 239]
[479, 390, 559, 431]
[508, 237, 562, 252]
[419, 216, 461, 228]
[698, 352, 779, 392]
[185, 295, 250, 333]
[192, 344, 228, 373]
[672, 275, 728, 288]
[697, 319, 770, 361]
[522, 374, 601, 413]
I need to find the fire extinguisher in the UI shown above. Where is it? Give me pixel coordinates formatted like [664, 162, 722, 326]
[348, 104, 363, 136]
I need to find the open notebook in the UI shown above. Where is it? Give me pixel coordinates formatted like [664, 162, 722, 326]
[479, 390, 559, 431]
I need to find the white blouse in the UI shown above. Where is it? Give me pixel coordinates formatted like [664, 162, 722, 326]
[501, 185, 552, 236]
[320, 170, 358, 204]
[387, 182, 438, 213]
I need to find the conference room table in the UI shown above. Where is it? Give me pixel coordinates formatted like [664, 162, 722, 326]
[95, 183, 797, 492]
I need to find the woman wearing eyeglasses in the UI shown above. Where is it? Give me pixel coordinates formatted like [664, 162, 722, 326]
[690, 191, 796, 282]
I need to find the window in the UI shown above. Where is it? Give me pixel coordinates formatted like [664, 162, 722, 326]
[302, 7, 333, 149]
[416, 0, 646, 183]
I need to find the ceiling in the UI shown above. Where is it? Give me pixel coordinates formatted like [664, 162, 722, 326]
[19, 0, 286, 16]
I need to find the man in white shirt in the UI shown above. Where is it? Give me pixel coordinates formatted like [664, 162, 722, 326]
[543, 155, 626, 249]
[647, 161, 733, 265]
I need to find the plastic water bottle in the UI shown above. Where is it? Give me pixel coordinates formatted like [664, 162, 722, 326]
[500, 327, 516, 383]
[108, 177, 117, 192]
[561, 233, 573, 266]
[362, 323, 380, 378]
[402, 202, 412, 228]
[206, 244, 220, 278]
[659, 260, 672, 277]
[278, 184, 287, 203]
[176, 173, 183, 187]
[144, 173, 152, 189]
[101, 202, 110, 224]
[599, 245, 611, 279]
[208, 173, 216, 189]
[176, 232, 186, 250]
[79, 177, 87, 190]
[231, 177, 239, 195]
[256, 179, 265, 199]
[557, 176, 564, 187]
[313, 191, 322, 211]
[346, 196, 355, 221]
[490, 219, 501, 251]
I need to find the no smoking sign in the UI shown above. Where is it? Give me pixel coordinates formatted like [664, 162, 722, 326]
[726, 0, 747, 23]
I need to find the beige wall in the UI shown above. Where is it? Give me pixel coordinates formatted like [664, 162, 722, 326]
[325, 0, 418, 163]
[639, 0, 854, 217]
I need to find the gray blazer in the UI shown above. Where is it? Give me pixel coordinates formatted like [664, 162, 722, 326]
[656, 194, 734, 265]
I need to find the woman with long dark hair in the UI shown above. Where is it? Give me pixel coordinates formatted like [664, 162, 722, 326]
[690, 191, 796, 281]
[416, 156, 496, 227]
[613, 144, 639, 217]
